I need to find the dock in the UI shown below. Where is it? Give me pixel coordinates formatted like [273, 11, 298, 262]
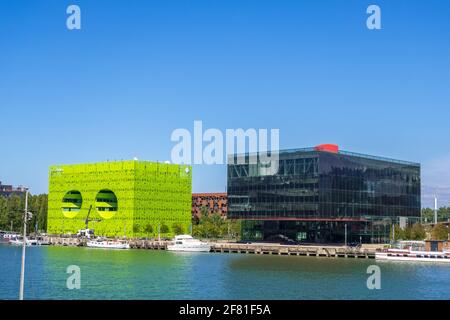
[42, 236, 378, 259]
[210, 242, 377, 259]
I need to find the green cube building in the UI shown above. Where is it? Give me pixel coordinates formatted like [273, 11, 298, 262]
[47, 160, 192, 238]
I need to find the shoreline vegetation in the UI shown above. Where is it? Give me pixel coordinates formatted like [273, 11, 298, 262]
[0, 193, 449, 241]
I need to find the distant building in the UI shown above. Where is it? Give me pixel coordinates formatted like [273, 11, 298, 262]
[47, 161, 192, 238]
[0, 181, 26, 197]
[228, 144, 421, 244]
[192, 193, 228, 219]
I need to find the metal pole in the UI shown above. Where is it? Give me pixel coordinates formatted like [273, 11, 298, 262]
[344, 223, 347, 246]
[392, 224, 395, 243]
[19, 189, 28, 300]
[434, 195, 438, 224]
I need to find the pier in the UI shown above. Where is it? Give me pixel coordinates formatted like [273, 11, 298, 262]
[210, 242, 378, 259]
[42, 236, 378, 259]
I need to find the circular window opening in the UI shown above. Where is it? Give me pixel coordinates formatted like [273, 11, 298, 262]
[62, 190, 82, 218]
[95, 189, 118, 219]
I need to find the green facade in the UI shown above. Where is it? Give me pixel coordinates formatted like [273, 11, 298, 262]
[47, 161, 192, 238]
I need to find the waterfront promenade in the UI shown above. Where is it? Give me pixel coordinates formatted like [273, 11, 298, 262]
[42, 236, 381, 259]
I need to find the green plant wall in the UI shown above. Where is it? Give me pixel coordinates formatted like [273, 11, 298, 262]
[47, 161, 192, 238]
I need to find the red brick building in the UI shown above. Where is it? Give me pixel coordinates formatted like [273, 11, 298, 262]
[192, 193, 227, 220]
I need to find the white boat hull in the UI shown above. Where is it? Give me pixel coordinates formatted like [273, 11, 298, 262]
[167, 235, 211, 252]
[9, 239, 39, 246]
[86, 241, 130, 249]
[376, 251, 450, 263]
[167, 245, 211, 252]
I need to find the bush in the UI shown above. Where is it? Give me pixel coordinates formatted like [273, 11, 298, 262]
[160, 223, 169, 234]
[172, 223, 184, 235]
[432, 224, 449, 240]
[133, 224, 141, 234]
[409, 223, 426, 240]
[192, 213, 240, 240]
[144, 224, 153, 236]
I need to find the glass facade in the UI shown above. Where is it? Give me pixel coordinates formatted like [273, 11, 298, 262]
[227, 148, 421, 244]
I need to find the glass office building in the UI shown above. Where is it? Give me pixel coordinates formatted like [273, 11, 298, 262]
[227, 144, 421, 244]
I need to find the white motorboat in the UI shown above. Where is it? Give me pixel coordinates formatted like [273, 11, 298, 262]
[9, 236, 39, 246]
[167, 235, 211, 252]
[376, 248, 450, 262]
[0, 232, 20, 243]
[86, 238, 130, 249]
[376, 241, 450, 263]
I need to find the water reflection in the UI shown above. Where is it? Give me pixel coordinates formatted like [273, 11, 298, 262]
[1, 246, 450, 300]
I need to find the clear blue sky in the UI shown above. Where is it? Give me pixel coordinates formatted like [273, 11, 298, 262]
[1, 0, 450, 207]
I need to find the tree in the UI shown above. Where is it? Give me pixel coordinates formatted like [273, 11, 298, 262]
[409, 223, 426, 240]
[133, 224, 141, 235]
[421, 208, 434, 223]
[144, 224, 153, 238]
[199, 205, 209, 218]
[160, 223, 169, 234]
[0, 193, 48, 234]
[432, 224, 449, 241]
[172, 223, 184, 235]
[422, 206, 450, 223]
[227, 219, 241, 240]
[389, 224, 404, 241]
[192, 213, 241, 240]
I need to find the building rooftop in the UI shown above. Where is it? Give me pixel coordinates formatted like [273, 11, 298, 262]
[283, 144, 420, 166]
[231, 144, 420, 167]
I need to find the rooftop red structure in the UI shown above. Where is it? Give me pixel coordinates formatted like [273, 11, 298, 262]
[314, 144, 339, 153]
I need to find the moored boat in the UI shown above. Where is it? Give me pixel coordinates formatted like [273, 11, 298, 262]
[0, 232, 20, 243]
[167, 235, 211, 252]
[376, 240, 450, 263]
[86, 238, 130, 249]
[9, 236, 38, 246]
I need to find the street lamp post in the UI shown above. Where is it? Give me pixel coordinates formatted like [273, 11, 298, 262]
[19, 189, 28, 300]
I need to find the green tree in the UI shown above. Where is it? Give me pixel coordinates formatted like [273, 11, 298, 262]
[431, 224, 449, 240]
[172, 223, 184, 235]
[192, 212, 241, 240]
[144, 224, 153, 238]
[422, 206, 450, 223]
[0, 193, 49, 234]
[160, 223, 169, 234]
[133, 224, 141, 235]
[409, 223, 426, 240]
[0, 196, 8, 229]
[389, 224, 404, 241]
[199, 205, 209, 218]
[421, 208, 434, 223]
[2, 194, 24, 233]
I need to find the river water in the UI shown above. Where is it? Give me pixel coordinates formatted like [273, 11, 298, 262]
[1, 244, 449, 300]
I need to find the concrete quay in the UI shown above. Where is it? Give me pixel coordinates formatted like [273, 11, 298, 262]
[42, 236, 379, 258]
[210, 242, 378, 258]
